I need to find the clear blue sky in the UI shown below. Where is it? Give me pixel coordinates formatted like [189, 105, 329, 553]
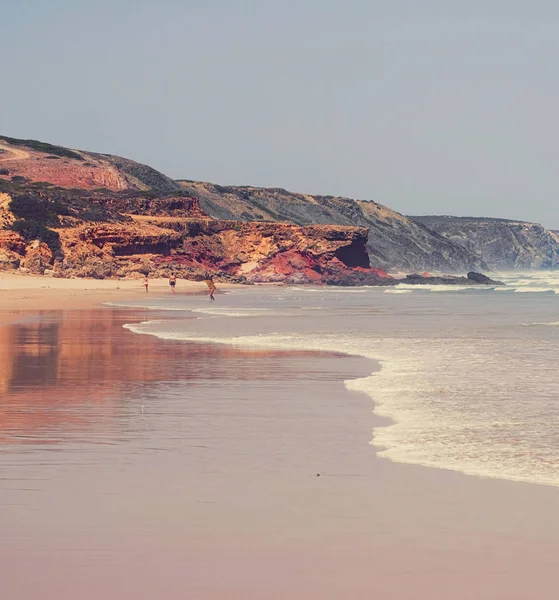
[2, 1, 559, 227]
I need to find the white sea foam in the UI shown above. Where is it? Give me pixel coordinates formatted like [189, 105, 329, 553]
[190, 307, 278, 317]
[511, 287, 557, 293]
[123, 317, 559, 488]
[291, 287, 369, 293]
[103, 301, 194, 311]
[493, 271, 559, 294]
[392, 284, 494, 292]
[123, 319, 172, 330]
[122, 273, 559, 489]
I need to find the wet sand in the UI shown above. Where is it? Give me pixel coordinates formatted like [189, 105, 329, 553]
[0, 308, 558, 599]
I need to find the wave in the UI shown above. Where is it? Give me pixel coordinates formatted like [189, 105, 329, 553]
[493, 271, 559, 294]
[123, 318, 559, 489]
[392, 284, 496, 293]
[493, 286, 558, 293]
[511, 287, 558, 294]
[291, 287, 369, 293]
[190, 307, 277, 317]
[103, 301, 194, 311]
[190, 307, 330, 318]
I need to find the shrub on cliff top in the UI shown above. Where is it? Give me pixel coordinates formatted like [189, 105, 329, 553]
[11, 175, 28, 183]
[11, 219, 60, 251]
[11, 193, 74, 219]
[10, 194, 63, 225]
[10, 194, 63, 253]
[0, 135, 84, 161]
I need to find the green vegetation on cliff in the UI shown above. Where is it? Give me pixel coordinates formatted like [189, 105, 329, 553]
[0, 135, 84, 161]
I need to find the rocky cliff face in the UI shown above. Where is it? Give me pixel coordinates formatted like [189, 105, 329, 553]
[412, 216, 559, 270]
[4, 133, 542, 281]
[0, 136, 389, 284]
[177, 181, 487, 273]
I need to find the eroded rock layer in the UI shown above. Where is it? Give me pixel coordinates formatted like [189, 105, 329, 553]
[0, 136, 389, 284]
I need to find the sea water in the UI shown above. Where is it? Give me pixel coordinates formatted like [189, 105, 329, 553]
[120, 271, 559, 488]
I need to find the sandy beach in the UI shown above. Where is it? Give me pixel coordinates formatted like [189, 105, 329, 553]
[1, 281, 559, 599]
[0, 274, 237, 321]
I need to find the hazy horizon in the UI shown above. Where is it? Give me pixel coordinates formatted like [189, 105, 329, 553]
[2, 1, 559, 227]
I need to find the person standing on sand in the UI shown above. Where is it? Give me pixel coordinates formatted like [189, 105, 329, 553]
[169, 273, 177, 294]
[204, 272, 216, 301]
[143, 276, 149, 293]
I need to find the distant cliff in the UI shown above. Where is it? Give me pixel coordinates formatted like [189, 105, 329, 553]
[411, 216, 559, 270]
[177, 181, 487, 273]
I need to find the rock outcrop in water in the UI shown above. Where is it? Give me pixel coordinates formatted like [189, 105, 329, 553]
[177, 181, 488, 273]
[411, 216, 559, 270]
[401, 271, 503, 286]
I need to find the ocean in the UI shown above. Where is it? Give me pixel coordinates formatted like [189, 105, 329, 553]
[120, 271, 559, 488]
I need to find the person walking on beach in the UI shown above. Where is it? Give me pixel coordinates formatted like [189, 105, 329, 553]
[169, 273, 177, 294]
[143, 276, 149, 293]
[204, 272, 216, 301]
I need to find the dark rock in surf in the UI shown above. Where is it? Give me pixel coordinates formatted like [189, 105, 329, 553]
[467, 271, 503, 285]
[397, 272, 503, 286]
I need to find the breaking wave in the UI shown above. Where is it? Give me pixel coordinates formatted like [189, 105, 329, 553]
[124, 314, 559, 489]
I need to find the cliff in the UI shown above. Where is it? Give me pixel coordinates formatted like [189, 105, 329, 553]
[177, 181, 487, 273]
[0, 135, 181, 193]
[0, 133, 525, 281]
[0, 136, 389, 284]
[411, 216, 559, 270]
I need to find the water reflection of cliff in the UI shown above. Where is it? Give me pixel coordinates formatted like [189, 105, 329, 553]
[0, 309, 333, 444]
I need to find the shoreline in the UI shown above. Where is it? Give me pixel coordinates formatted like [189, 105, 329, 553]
[3, 274, 556, 489]
[0, 273, 242, 323]
[122, 302, 559, 491]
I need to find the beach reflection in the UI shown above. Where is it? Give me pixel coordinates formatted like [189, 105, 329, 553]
[0, 309, 332, 445]
[0, 311, 122, 444]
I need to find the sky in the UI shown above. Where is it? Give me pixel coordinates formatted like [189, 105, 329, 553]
[2, 0, 559, 227]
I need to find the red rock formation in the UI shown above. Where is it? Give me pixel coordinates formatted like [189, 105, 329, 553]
[0, 230, 26, 254]
[0, 144, 129, 191]
[0, 230, 26, 269]
[0, 136, 180, 192]
[150, 220, 389, 283]
[22, 240, 53, 274]
[46, 219, 388, 283]
[0, 135, 391, 285]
